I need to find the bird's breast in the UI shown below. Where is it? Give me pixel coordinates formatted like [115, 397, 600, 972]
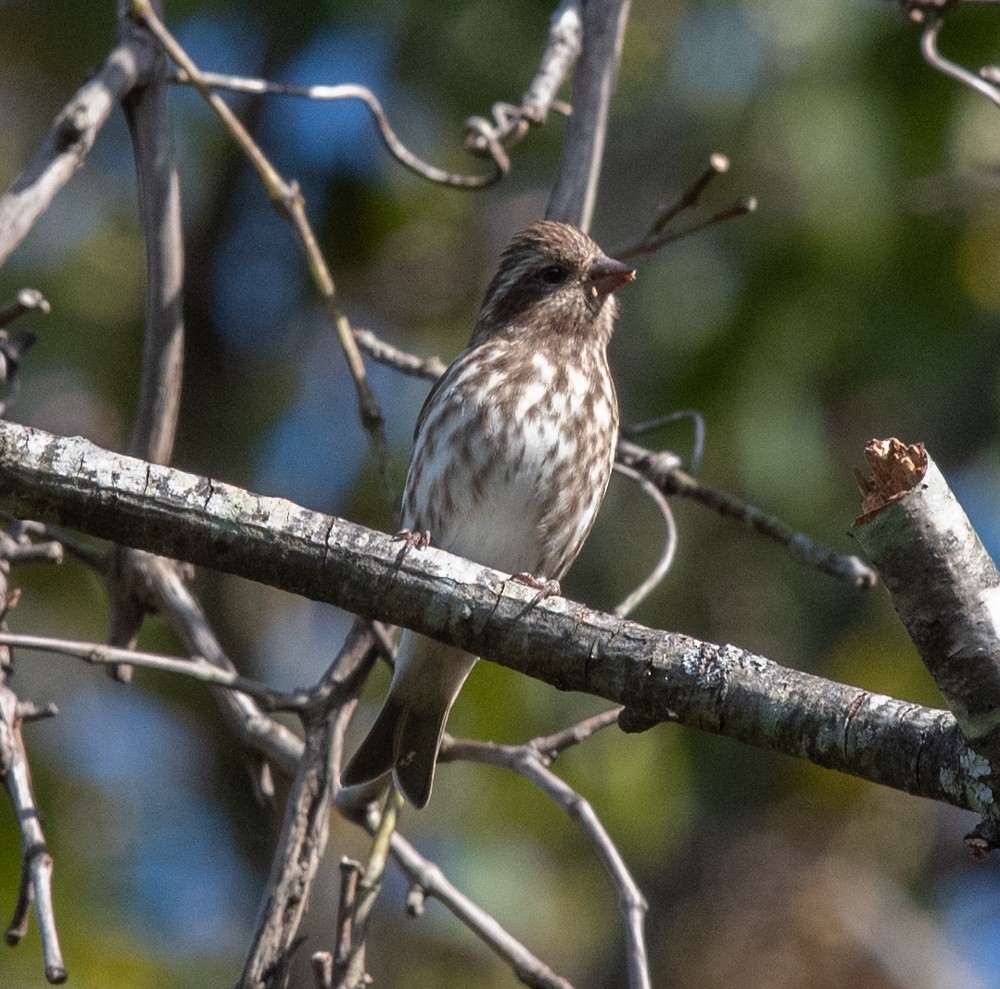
[401, 343, 617, 578]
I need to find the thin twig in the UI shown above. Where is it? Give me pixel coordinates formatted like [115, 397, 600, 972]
[528, 707, 623, 761]
[0, 631, 309, 710]
[612, 462, 678, 617]
[352, 328, 446, 381]
[130, 0, 389, 487]
[0, 529, 62, 565]
[617, 438, 878, 588]
[0, 518, 106, 572]
[463, 0, 581, 174]
[331, 859, 363, 976]
[0, 586, 66, 983]
[920, 15, 1000, 109]
[141, 554, 305, 777]
[616, 196, 757, 260]
[238, 622, 378, 989]
[337, 791, 402, 988]
[621, 152, 731, 249]
[388, 831, 576, 989]
[173, 71, 507, 190]
[443, 712, 649, 989]
[624, 408, 705, 473]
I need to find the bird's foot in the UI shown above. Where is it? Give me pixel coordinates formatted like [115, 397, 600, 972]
[397, 528, 431, 548]
[510, 572, 561, 618]
[394, 529, 431, 567]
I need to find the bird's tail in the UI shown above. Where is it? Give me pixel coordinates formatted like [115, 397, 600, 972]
[340, 633, 476, 809]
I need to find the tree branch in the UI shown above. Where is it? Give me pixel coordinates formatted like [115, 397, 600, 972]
[238, 620, 377, 989]
[0, 39, 154, 266]
[105, 0, 189, 680]
[546, 0, 632, 230]
[853, 437, 1000, 847]
[128, 0, 389, 481]
[0, 420, 987, 822]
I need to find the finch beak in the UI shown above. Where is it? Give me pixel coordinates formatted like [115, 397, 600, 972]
[587, 255, 636, 299]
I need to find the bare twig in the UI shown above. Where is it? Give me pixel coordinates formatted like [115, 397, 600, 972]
[608, 154, 756, 260]
[521, 0, 584, 123]
[238, 620, 379, 989]
[0, 630, 310, 710]
[352, 328, 446, 381]
[624, 408, 705, 473]
[1, 703, 67, 984]
[442, 711, 650, 988]
[97, 0, 188, 680]
[128, 555, 300, 781]
[331, 859, 363, 978]
[617, 438, 878, 588]
[335, 791, 402, 988]
[611, 462, 677, 618]
[119, 0, 185, 469]
[129, 0, 389, 482]
[530, 707, 623, 759]
[173, 71, 508, 190]
[388, 830, 576, 989]
[919, 15, 1000, 109]
[0, 595, 66, 984]
[0, 518, 105, 572]
[464, 0, 581, 175]
[617, 197, 757, 260]
[0, 524, 62, 565]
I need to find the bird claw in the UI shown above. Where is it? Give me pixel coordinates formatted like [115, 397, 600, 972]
[397, 528, 432, 549]
[509, 573, 561, 619]
[394, 529, 431, 568]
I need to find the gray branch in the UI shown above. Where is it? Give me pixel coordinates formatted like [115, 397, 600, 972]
[853, 437, 1000, 847]
[0, 39, 154, 266]
[546, 0, 632, 230]
[0, 420, 989, 822]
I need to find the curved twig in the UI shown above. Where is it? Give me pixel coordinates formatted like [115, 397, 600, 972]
[624, 409, 706, 478]
[442, 712, 650, 989]
[612, 462, 678, 618]
[920, 15, 1000, 109]
[172, 71, 509, 189]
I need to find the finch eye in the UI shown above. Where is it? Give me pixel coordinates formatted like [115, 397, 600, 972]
[538, 265, 568, 285]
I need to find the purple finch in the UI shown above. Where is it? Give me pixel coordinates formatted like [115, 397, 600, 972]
[342, 220, 635, 807]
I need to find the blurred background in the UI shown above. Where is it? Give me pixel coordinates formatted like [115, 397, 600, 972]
[2, 0, 1000, 986]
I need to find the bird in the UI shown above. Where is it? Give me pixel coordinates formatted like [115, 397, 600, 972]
[341, 220, 635, 808]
